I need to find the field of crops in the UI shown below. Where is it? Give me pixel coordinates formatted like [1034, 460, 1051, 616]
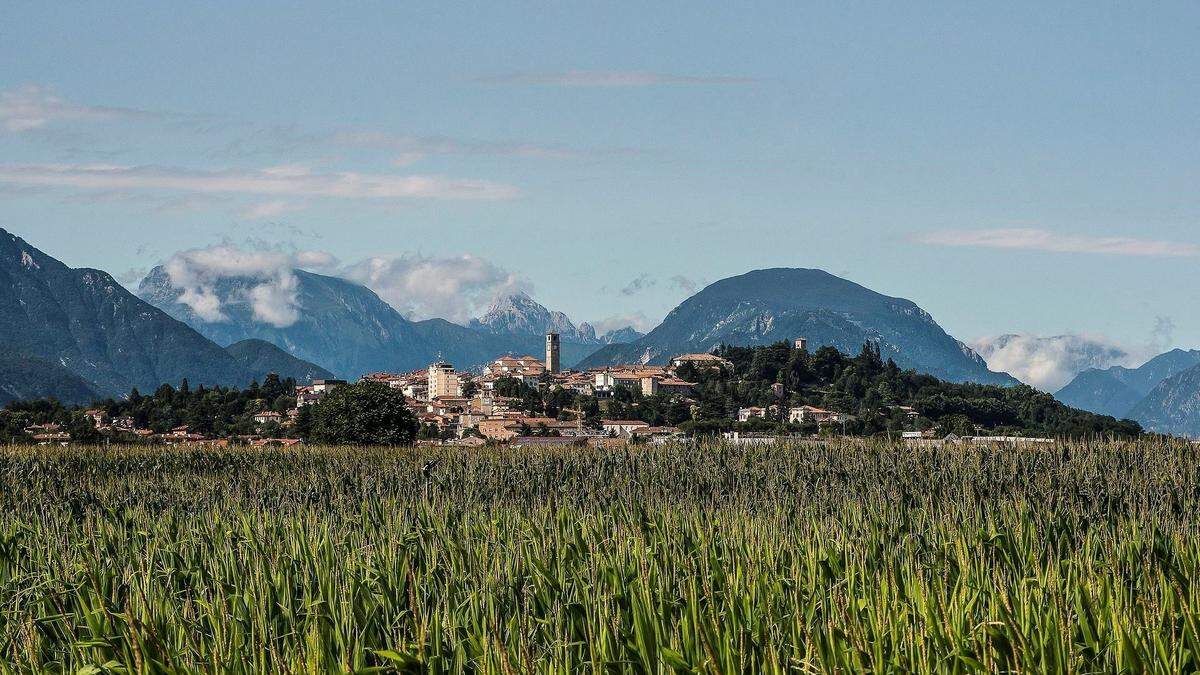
[1, 440, 1199, 673]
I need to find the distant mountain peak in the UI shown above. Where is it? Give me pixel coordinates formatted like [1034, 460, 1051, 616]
[472, 291, 597, 343]
[579, 267, 1014, 385]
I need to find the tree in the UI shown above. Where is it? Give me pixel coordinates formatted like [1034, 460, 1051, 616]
[309, 381, 419, 446]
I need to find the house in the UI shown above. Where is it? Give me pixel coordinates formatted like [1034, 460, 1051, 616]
[82, 409, 106, 426]
[592, 368, 681, 397]
[478, 419, 521, 441]
[33, 432, 71, 445]
[788, 405, 843, 424]
[311, 379, 346, 394]
[669, 353, 732, 372]
[634, 426, 684, 441]
[655, 377, 696, 396]
[602, 419, 649, 437]
[253, 411, 283, 425]
[738, 406, 768, 421]
[485, 355, 546, 377]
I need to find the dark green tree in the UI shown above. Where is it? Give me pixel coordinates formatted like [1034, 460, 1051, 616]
[309, 381, 418, 446]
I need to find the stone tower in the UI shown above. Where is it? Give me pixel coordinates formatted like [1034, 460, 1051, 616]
[545, 332, 561, 373]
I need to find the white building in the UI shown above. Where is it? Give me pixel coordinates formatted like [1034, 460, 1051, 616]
[788, 405, 843, 424]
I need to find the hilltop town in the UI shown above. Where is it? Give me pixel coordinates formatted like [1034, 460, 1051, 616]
[300, 332, 743, 446]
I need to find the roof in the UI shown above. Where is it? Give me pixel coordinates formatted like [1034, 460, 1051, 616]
[671, 353, 727, 362]
[657, 378, 696, 386]
[602, 419, 650, 426]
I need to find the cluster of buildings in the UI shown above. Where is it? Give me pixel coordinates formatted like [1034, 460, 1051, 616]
[298, 332, 709, 445]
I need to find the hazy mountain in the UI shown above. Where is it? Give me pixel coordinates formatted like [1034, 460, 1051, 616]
[225, 339, 335, 383]
[1114, 349, 1200, 395]
[1055, 349, 1200, 419]
[470, 291, 598, 344]
[578, 268, 1016, 385]
[0, 228, 250, 399]
[1053, 369, 1145, 419]
[1127, 361, 1200, 436]
[598, 326, 645, 344]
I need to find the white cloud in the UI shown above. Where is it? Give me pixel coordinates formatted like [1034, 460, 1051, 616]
[475, 70, 756, 87]
[915, 228, 1200, 257]
[333, 130, 579, 166]
[0, 84, 157, 132]
[159, 245, 335, 328]
[241, 199, 303, 219]
[340, 254, 528, 324]
[970, 333, 1140, 392]
[0, 163, 519, 201]
[588, 312, 657, 335]
[153, 241, 530, 328]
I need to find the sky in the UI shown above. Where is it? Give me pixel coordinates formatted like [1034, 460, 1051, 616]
[3, 2, 1200, 388]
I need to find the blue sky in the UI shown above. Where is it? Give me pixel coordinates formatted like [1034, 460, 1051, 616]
[3, 2, 1200, 384]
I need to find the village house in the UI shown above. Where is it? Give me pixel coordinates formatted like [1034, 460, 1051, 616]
[669, 353, 732, 372]
[253, 411, 283, 425]
[788, 405, 844, 424]
[738, 406, 768, 421]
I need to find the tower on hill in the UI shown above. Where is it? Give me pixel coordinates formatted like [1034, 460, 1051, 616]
[546, 332, 561, 373]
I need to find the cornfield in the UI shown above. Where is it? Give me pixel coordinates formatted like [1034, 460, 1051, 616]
[1, 439, 1199, 673]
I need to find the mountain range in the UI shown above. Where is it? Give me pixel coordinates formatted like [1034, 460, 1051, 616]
[13, 226, 1200, 436]
[138, 269, 630, 378]
[579, 268, 1016, 386]
[1055, 349, 1200, 435]
[0, 228, 338, 401]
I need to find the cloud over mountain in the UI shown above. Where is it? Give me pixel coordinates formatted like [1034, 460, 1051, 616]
[153, 243, 530, 328]
[160, 246, 332, 328]
[340, 254, 527, 324]
[970, 333, 1137, 391]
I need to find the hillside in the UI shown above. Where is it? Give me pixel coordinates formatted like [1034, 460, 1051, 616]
[579, 268, 1015, 385]
[225, 339, 335, 383]
[0, 354, 99, 406]
[0, 228, 251, 399]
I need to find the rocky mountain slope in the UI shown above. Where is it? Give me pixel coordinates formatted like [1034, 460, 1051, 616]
[0, 228, 251, 399]
[1055, 349, 1200, 420]
[1127, 362, 1200, 436]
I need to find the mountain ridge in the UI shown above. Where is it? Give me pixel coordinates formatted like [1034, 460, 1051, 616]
[579, 268, 1015, 385]
[0, 228, 253, 399]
